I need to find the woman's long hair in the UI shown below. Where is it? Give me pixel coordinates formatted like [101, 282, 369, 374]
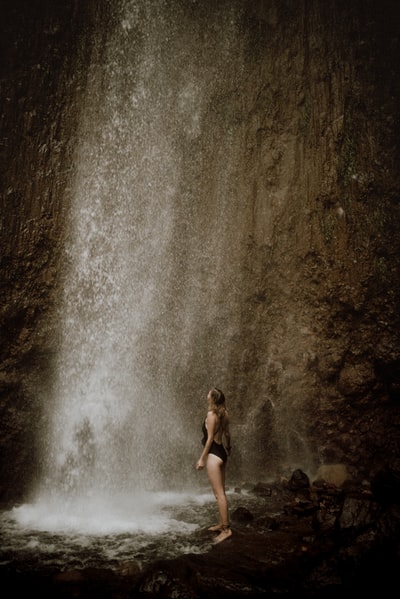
[209, 387, 227, 423]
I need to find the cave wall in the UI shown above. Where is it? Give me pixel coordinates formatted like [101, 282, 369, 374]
[1, 0, 399, 502]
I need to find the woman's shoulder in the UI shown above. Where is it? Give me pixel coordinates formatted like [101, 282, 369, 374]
[206, 410, 218, 423]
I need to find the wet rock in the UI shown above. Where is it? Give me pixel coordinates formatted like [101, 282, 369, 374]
[231, 506, 254, 523]
[2, 475, 400, 598]
[283, 497, 318, 517]
[287, 469, 311, 493]
[136, 563, 196, 599]
[370, 465, 400, 505]
[251, 482, 272, 497]
[129, 473, 400, 597]
[315, 463, 351, 487]
[338, 495, 382, 532]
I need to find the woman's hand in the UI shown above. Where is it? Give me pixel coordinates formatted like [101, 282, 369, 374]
[196, 458, 204, 470]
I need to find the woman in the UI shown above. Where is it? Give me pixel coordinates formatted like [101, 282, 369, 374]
[196, 387, 232, 543]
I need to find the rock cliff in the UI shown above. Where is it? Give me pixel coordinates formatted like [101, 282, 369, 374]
[1, 0, 400, 502]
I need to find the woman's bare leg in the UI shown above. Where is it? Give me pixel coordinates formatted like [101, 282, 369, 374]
[206, 454, 232, 542]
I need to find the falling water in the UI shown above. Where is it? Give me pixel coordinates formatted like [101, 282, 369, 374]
[10, 0, 250, 546]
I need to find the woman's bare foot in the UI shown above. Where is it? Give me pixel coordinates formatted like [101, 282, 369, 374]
[213, 526, 232, 544]
[208, 524, 223, 532]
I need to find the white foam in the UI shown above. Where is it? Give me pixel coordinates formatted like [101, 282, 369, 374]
[11, 490, 205, 535]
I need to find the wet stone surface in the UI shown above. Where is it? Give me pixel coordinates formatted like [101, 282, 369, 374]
[2, 469, 400, 598]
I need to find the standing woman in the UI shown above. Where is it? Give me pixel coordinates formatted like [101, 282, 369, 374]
[196, 387, 232, 543]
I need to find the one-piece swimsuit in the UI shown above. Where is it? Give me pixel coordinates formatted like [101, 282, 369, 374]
[201, 420, 228, 463]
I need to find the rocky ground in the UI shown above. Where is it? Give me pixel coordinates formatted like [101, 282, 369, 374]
[2, 467, 400, 598]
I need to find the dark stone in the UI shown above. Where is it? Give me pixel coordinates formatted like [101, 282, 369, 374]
[1, 480, 400, 597]
[251, 482, 272, 497]
[370, 465, 400, 505]
[288, 469, 311, 492]
[231, 506, 254, 523]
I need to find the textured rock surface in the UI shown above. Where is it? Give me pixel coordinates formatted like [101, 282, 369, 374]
[2, 471, 400, 597]
[1, 0, 400, 500]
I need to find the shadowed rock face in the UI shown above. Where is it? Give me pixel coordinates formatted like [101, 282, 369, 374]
[1, 0, 400, 502]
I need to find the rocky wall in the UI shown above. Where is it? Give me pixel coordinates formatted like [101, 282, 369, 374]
[217, 0, 400, 480]
[1, 0, 399, 502]
[0, 0, 108, 501]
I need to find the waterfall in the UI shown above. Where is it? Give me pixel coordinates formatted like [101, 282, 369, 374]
[32, 0, 247, 523]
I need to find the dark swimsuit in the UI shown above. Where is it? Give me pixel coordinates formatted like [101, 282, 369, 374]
[202, 420, 228, 463]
